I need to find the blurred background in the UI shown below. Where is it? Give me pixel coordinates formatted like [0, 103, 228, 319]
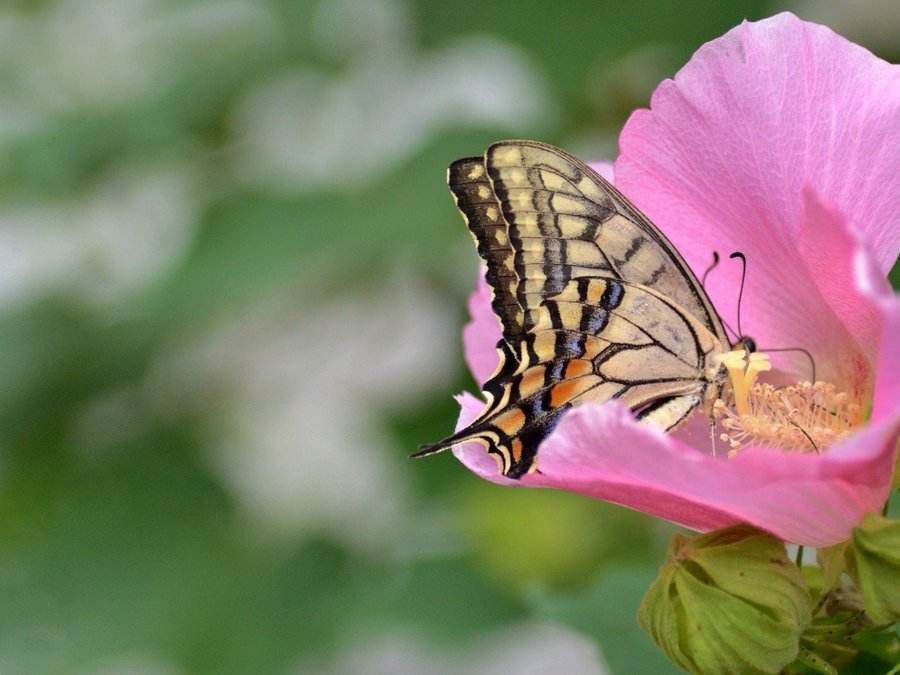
[0, 1, 896, 673]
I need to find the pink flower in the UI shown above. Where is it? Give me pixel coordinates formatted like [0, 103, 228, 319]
[451, 13, 900, 547]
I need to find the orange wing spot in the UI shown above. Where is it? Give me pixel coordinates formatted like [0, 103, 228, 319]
[493, 407, 527, 436]
[564, 359, 594, 379]
[517, 367, 547, 398]
[550, 376, 600, 408]
[583, 336, 609, 359]
[586, 279, 606, 305]
[510, 437, 523, 462]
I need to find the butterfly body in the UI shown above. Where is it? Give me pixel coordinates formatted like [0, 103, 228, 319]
[418, 141, 738, 477]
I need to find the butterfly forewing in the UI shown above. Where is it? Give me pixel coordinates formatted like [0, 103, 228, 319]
[417, 141, 730, 477]
[485, 141, 726, 342]
[448, 157, 525, 345]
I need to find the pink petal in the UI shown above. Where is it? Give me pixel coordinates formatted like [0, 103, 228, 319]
[854, 241, 900, 423]
[615, 13, 900, 387]
[790, 192, 882, 398]
[587, 161, 614, 183]
[452, 394, 899, 547]
[462, 274, 502, 386]
[784, 193, 898, 412]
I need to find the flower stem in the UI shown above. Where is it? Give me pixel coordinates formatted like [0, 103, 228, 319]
[795, 544, 804, 567]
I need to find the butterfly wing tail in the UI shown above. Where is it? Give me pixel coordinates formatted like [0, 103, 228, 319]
[410, 426, 490, 459]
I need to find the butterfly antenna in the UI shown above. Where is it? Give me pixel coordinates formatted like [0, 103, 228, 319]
[701, 251, 740, 341]
[758, 346, 817, 383]
[701, 251, 720, 288]
[721, 319, 740, 344]
[729, 252, 747, 338]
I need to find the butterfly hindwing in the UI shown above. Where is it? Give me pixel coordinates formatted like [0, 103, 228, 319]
[418, 141, 730, 477]
[417, 277, 719, 476]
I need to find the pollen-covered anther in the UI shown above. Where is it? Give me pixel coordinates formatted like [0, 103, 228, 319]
[713, 380, 862, 456]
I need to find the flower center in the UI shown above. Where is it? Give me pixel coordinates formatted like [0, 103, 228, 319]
[712, 351, 861, 456]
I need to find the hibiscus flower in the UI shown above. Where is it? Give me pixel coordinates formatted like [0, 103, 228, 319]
[450, 12, 900, 547]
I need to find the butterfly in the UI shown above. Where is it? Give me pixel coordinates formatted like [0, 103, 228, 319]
[416, 140, 751, 478]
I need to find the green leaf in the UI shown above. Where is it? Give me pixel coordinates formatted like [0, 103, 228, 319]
[797, 613, 864, 671]
[791, 647, 838, 675]
[802, 611, 863, 643]
[816, 542, 848, 596]
[852, 625, 900, 667]
[847, 513, 900, 624]
[639, 525, 812, 674]
[801, 564, 824, 600]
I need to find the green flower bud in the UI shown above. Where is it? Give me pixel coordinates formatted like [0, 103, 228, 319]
[846, 513, 900, 625]
[816, 542, 849, 596]
[639, 525, 812, 674]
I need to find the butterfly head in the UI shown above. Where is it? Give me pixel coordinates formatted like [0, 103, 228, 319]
[735, 336, 756, 354]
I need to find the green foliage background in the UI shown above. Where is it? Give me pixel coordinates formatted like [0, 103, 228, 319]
[0, 1, 896, 673]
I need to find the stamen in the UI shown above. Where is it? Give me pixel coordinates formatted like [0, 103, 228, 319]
[713, 380, 861, 456]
